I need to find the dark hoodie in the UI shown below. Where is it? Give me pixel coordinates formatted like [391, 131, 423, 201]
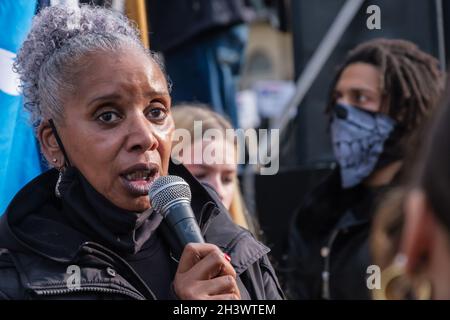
[0, 161, 284, 300]
[284, 169, 395, 300]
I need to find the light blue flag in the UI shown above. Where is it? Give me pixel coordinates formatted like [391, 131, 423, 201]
[0, 0, 42, 214]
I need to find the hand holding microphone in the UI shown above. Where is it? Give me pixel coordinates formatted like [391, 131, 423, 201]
[149, 175, 240, 300]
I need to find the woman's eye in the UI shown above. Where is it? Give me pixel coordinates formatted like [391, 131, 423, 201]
[97, 111, 121, 124]
[222, 175, 234, 184]
[147, 104, 168, 121]
[194, 173, 207, 180]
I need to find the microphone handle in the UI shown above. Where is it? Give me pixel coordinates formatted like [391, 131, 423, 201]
[164, 202, 205, 246]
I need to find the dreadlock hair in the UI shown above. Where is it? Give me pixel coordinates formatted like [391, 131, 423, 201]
[326, 38, 444, 134]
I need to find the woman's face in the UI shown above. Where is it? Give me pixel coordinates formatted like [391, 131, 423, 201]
[333, 62, 382, 113]
[49, 47, 173, 212]
[180, 139, 236, 210]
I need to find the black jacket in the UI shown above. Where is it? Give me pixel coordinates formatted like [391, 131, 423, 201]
[0, 163, 284, 300]
[284, 169, 392, 300]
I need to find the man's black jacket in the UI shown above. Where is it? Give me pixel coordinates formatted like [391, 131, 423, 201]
[0, 163, 284, 300]
[284, 169, 392, 300]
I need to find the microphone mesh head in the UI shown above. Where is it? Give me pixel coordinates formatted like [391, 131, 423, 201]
[149, 175, 191, 213]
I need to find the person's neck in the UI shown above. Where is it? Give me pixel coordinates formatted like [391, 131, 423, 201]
[363, 161, 403, 187]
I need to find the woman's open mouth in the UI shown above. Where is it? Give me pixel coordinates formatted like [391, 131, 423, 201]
[120, 163, 160, 196]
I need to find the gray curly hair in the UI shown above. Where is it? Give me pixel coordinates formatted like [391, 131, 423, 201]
[14, 4, 169, 127]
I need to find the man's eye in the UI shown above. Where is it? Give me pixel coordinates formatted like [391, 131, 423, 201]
[332, 92, 342, 102]
[97, 111, 121, 123]
[356, 94, 369, 104]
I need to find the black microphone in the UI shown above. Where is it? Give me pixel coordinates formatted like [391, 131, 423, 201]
[149, 175, 205, 246]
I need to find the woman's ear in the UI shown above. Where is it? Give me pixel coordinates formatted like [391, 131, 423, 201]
[401, 189, 435, 274]
[38, 120, 63, 168]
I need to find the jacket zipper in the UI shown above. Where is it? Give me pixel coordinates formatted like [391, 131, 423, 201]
[79, 242, 157, 300]
[320, 213, 370, 299]
[321, 228, 340, 300]
[34, 285, 145, 300]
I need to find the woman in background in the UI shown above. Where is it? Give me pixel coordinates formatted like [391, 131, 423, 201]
[171, 104, 258, 236]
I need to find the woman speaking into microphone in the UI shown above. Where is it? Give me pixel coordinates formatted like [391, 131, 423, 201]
[0, 4, 283, 300]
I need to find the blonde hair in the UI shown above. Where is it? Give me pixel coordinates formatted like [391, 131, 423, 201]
[172, 104, 252, 231]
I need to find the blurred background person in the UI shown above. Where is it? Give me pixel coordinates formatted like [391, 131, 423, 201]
[371, 187, 406, 275]
[171, 104, 259, 236]
[146, 0, 256, 128]
[372, 87, 450, 300]
[284, 38, 444, 299]
[369, 119, 431, 300]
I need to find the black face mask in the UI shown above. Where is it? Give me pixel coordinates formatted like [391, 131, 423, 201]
[330, 103, 396, 188]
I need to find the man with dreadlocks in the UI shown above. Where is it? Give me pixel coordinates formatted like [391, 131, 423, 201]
[284, 38, 444, 299]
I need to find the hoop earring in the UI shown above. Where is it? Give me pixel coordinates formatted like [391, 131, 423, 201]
[373, 254, 432, 300]
[373, 255, 407, 300]
[412, 275, 432, 300]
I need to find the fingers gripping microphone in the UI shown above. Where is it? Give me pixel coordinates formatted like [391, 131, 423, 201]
[149, 175, 205, 246]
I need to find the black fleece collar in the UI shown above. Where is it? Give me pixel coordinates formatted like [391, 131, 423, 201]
[57, 166, 162, 255]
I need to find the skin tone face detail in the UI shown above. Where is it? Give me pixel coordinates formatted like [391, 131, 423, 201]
[333, 62, 382, 113]
[39, 46, 174, 212]
[179, 139, 236, 210]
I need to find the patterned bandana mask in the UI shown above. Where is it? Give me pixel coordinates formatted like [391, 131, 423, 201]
[330, 103, 396, 189]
